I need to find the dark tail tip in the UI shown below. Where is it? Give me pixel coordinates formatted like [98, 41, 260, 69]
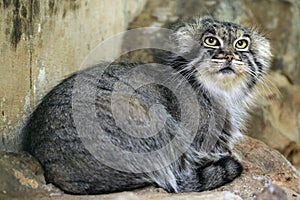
[198, 156, 243, 191]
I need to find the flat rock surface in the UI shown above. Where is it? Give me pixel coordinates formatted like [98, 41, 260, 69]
[40, 190, 243, 200]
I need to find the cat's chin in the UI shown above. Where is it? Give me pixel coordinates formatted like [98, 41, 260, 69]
[197, 70, 245, 96]
[199, 77, 246, 101]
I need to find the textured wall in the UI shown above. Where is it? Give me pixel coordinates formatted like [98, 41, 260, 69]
[0, 0, 146, 150]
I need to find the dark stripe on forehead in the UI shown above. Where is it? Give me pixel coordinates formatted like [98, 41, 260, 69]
[228, 29, 233, 44]
[243, 33, 251, 38]
[230, 26, 239, 44]
[205, 27, 216, 35]
[214, 25, 227, 41]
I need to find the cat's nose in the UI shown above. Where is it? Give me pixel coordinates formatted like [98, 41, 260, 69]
[226, 54, 234, 62]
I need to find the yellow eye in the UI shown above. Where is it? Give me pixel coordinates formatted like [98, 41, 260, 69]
[204, 37, 220, 47]
[235, 39, 248, 49]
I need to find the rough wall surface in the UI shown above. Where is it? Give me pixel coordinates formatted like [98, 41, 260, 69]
[0, 0, 146, 151]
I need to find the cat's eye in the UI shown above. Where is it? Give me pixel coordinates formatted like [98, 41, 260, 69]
[204, 37, 220, 47]
[235, 39, 248, 49]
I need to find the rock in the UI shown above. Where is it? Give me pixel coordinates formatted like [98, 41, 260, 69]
[44, 190, 243, 200]
[255, 185, 288, 200]
[217, 136, 300, 200]
[1, 136, 299, 200]
[247, 72, 300, 170]
[0, 151, 48, 199]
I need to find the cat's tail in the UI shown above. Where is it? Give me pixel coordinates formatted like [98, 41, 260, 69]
[197, 156, 243, 191]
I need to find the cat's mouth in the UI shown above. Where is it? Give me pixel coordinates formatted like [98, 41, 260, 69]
[218, 66, 235, 74]
[211, 59, 243, 75]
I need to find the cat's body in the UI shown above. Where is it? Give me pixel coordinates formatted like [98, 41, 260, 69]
[23, 17, 272, 194]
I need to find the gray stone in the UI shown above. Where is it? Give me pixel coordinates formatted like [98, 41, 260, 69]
[0, 151, 47, 199]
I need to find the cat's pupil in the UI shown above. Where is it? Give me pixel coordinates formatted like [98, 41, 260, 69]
[237, 40, 243, 45]
[209, 37, 214, 43]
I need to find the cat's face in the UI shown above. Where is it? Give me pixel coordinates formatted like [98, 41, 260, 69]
[173, 18, 272, 99]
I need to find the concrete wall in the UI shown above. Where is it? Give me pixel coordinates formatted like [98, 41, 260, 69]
[0, 0, 146, 150]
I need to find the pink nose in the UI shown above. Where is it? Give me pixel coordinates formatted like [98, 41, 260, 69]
[226, 54, 234, 61]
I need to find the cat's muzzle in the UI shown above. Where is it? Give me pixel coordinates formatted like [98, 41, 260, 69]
[211, 59, 244, 75]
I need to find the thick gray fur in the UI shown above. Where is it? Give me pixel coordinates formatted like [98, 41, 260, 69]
[22, 17, 271, 194]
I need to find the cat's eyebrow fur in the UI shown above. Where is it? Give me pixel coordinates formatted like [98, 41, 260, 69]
[242, 33, 251, 38]
[204, 27, 216, 35]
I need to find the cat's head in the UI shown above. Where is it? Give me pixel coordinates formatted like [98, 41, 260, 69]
[171, 17, 272, 100]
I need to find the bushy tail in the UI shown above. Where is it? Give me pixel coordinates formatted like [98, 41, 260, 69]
[197, 156, 243, 191]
